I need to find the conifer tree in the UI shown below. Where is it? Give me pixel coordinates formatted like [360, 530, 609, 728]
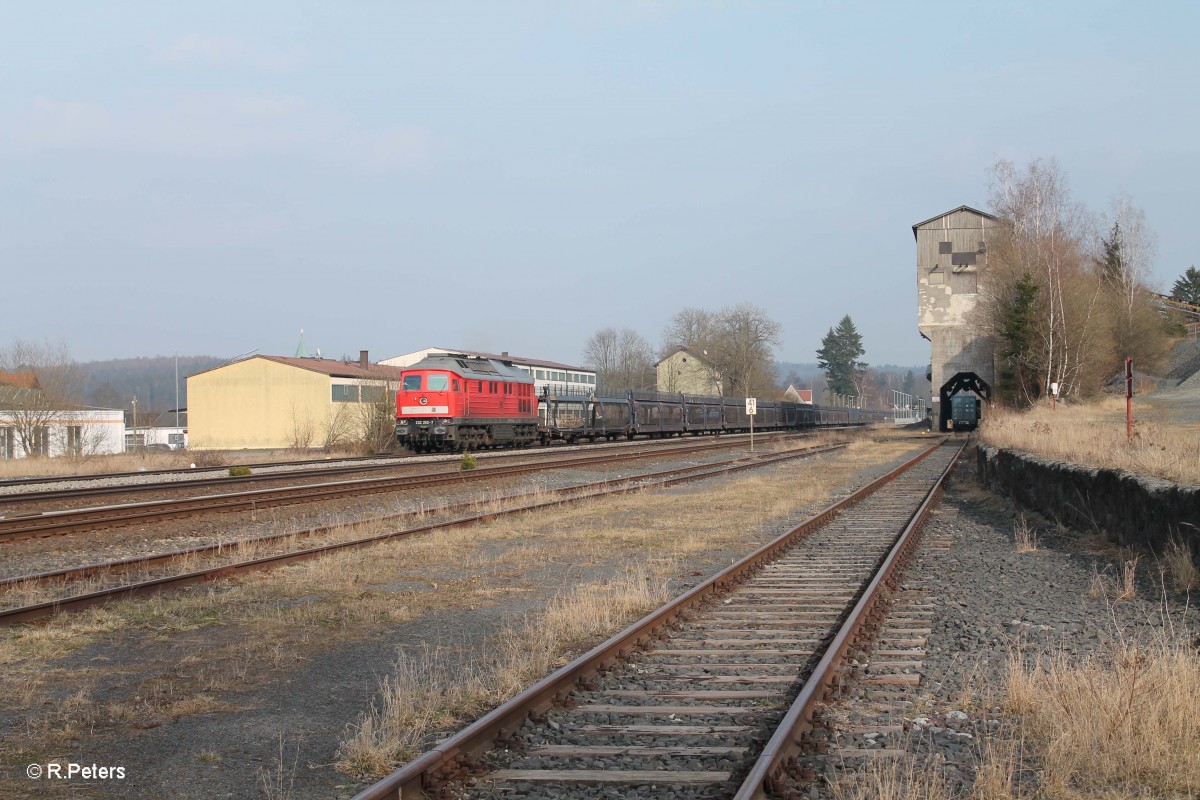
[1171, 266, 1200, 306]
[816, 315, 866, 397]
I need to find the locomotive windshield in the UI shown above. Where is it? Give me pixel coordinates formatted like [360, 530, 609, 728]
[427, 375, 449, 391]
[402, 375, 421, 391]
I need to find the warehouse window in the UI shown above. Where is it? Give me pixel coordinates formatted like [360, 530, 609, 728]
[332, 385, 359, 402]
[360, 385, 386, 403]
[536, 369, 545, 379]
[65, 425, 82, 456]
[0, 428, 12, 459]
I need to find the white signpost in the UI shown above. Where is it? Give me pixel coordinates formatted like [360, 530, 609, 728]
[746, 397, 757, 452]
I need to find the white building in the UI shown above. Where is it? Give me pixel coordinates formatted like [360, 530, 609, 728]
[126, 409, 188, 451]
[0, 407, 125, 459]
[383, 347, 597, 397]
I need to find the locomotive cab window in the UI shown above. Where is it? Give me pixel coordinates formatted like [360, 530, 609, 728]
[402, 375, 421, 391]
[427, 375, 449, 391]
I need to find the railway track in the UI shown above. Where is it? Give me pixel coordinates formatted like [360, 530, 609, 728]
[0, 440, 854, 625]
[0, 431, 802, 503]
[0, 434, 806, 543]
[350, 439, 963, 800]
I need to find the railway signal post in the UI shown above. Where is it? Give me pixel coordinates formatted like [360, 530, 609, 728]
[746, 397, 757, 452]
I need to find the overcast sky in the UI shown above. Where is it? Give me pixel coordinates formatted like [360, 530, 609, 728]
[3, 2, 1196, 370]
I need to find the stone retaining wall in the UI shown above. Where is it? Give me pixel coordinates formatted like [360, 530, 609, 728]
[976, 445, 1200, 566]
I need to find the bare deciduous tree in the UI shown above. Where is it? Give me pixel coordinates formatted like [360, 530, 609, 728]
[988, 158, 1100, 399]
[583, 327, 654, 391]
[351, 382, 398, 453]
[662, 304, 782, 396]
[0, 339, 86, 458]
[288, 401, 316, 450]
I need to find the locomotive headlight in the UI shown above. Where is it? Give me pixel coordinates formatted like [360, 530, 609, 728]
[433, 426, 447, 435]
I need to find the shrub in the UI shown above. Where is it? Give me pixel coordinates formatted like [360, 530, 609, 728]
[459, 451, 477, 471]
[228, 466, 252, 477]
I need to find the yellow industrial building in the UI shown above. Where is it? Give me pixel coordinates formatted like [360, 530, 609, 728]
[187, 353, 401, 450]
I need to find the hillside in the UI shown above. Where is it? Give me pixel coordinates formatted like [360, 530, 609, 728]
[79, 355, 224, 412]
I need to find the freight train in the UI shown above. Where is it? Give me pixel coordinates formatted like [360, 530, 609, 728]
[395, 353, 881, 453]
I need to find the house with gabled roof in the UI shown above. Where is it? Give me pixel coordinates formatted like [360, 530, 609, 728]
[655, 347, 721, 395]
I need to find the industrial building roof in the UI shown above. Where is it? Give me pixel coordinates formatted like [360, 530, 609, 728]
[189, 355, 404, 381]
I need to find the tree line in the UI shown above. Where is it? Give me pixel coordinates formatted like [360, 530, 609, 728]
[980, 158, 1189, 405]
[583, 304, 880, 402]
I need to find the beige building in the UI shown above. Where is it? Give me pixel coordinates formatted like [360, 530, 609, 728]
[913, 205, 999, 424]
[656, 348, 722, 395]
[188, 353, 401, 450]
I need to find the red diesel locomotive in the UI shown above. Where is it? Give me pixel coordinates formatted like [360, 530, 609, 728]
[395, 354, 539, 452]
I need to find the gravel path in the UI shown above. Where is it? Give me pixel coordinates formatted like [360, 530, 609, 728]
[789, 452, 1200, 798]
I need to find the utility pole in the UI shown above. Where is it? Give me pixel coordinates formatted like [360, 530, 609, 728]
[131, 395, 138, 452]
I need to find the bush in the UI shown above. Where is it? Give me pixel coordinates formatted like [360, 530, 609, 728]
[459, 451, 477, 471]
[228, 466, 252, 477]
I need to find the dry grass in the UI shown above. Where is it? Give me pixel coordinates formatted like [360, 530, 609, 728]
[1013, 514, 1038, 553]
[994, 631, 1200, 798]
[1160, 537, 1200, 591]
[828, 755, 950, 800]
[2, 437, 923, 772]
[0, 446, 365, 479]
[336, 563, 674, 778]
[980, 398, 1200, 486]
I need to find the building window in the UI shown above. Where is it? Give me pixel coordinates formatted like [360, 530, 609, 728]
[168, 433, 185, 446]
[360, 385, 386, 403]
[0, 428, 13, 460]
[332, 385, 360, 402]
[535, 369, 544, 379]
[950, 271, 978, 294]
[32, 426, 49, 457]
[125, 433, 146, 450]
[66, 425, 83, 456]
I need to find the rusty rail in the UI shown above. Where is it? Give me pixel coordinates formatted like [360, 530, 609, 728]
[733, 439, 966, 799]
[349, 439, 949, 800]
[1, 443, 847, 625]
[0, 434, 806, 543]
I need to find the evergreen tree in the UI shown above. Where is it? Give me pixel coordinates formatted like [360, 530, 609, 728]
[996, 271, 1041, 404]
[1098, 222, 1124, 286]
[1171, 265, 1200, 306]
[816, 315, 866, 396]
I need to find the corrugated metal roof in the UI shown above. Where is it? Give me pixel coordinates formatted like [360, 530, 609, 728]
[188, 355, 403, 381]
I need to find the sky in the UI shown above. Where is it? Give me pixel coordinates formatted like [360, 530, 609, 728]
[2, 1, 1197, 370]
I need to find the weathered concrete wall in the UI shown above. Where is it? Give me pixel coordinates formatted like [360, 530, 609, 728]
[914, 206, 999, 419]
[976, 445, 1200, 566]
